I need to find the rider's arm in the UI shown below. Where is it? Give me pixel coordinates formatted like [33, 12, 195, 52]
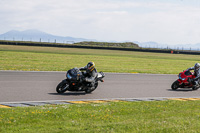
[79, 66, 87, 71]
[187, 67, 194, 71]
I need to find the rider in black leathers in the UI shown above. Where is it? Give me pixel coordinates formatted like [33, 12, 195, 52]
[79, 62, 98, 91]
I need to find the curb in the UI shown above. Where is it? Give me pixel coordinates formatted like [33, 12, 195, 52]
[1, 97, 200, 108]
[0, 98, 166, 108]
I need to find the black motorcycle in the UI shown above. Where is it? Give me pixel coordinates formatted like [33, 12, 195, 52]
[56, 67, 105, 93]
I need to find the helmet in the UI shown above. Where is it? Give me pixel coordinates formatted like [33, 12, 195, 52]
[194, 63, 200, 70]
[87, 62, 95, 71]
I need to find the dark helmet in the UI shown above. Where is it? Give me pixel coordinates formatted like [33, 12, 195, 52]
[194, 63, 200, 70]
[87, 62, 95, 71]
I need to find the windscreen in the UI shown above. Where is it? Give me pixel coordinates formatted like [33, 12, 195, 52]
[184, 71, 192, 76]
[68, 68, 81, 81]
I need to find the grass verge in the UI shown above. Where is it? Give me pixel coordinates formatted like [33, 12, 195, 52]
[0, 44, 200, 74]
[1, 45, 199, 132]
[1, 100, 200, 133]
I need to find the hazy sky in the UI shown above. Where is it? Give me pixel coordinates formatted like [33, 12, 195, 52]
[1, 0, 200, 45]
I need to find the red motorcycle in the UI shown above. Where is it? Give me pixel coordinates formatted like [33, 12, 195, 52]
[171, 70, 199, 90]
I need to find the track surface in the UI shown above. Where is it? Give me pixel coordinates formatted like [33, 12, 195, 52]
[0, 71, 200, 103]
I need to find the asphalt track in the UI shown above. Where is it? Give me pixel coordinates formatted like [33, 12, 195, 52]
[0, 71, 200, 103]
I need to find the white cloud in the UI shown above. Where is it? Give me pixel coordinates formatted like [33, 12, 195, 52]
[1, 0, 200, 45]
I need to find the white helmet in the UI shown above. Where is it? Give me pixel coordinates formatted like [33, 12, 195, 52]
[194, 63, 200, 70]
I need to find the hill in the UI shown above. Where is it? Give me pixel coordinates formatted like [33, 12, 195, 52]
[0, 29, 95, 43]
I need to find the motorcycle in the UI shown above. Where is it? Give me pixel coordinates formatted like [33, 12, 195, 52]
[56, 67, 105, 93]
[171, 70, 199, 90]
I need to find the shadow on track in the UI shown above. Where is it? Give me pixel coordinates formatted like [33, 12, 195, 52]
[167, 89, 194, 92]
[48, 92, 89, 96]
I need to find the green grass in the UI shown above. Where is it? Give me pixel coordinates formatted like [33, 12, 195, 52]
[1, 100, 200, 133]
[0, 44, 200, 74]
[1, 45, 200, 132]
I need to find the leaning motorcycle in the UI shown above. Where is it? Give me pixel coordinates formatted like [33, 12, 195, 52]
[171, 70, 199, 90]
[56, 67, 105, 93]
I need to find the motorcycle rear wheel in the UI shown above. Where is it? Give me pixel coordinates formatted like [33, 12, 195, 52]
[56, 81, 69, 93]
[171, 80, 179, 90]
[192, 86, 200, 90]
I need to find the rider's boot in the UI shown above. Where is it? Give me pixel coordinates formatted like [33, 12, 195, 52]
[78, 87, 82, 91]
[192, 80, 200, 90]
[85, 82, 95, 93]
[195, 81, 200, 87]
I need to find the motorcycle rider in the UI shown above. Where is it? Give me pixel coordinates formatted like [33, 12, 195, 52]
[187, 63, 200, 87]
[79, 62, 98, 92]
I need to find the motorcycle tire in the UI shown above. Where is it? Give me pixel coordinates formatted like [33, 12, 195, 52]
[192, 86, 199, 90]
[171, 80, 179, 90]
[56, 81, 69, 93]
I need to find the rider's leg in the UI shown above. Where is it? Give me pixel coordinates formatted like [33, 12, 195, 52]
[194, 78, 200, 86]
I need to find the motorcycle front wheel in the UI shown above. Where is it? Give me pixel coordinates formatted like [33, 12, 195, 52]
[56, 80, 69, 93]
[171, 80, 179, 90]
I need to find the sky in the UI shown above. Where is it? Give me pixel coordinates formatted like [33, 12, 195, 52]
[1, 0, 200, 45]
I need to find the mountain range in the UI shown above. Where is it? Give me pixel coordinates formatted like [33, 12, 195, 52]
[0, 29, 96, 43]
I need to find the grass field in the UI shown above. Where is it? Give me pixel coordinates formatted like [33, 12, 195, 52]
[0, 44, 200, 74]
[1, 100, 200, 133]
[1, 44, 200, 132]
